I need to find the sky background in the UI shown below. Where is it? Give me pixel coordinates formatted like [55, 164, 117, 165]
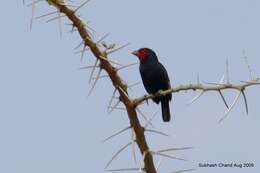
[0, 0, 260, 173]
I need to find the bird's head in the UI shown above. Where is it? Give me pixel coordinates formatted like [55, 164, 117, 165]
[132, 48, 158, 62]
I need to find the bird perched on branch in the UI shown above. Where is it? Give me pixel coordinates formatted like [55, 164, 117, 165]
[132, 48, 172, 122]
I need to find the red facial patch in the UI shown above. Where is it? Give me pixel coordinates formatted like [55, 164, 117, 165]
[138, 48, 148, 60]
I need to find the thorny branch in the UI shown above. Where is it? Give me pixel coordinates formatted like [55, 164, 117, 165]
[133, 81, 260, 106]
[29, 0, 260, 172]
[133, 80, 260, 122]
[42, 0, 157, 172]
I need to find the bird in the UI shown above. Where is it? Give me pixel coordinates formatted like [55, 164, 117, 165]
[132, 48, 172, 122]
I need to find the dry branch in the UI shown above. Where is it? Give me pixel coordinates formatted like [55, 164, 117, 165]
[133, 80, 260, 106]
[44, 1, 157, 172]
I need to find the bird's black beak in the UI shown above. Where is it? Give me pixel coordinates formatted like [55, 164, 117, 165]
[132, 50, 138, 57]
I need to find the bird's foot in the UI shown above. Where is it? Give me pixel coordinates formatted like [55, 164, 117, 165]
[144, 94, 149, 105]
[158, 90, 164, 95]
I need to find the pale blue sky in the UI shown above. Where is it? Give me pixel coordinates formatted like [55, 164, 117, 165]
[0, 0, 259, 173]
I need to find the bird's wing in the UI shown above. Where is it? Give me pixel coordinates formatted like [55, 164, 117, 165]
[140, 63, 171, 93]
[157, 62, 171, 89]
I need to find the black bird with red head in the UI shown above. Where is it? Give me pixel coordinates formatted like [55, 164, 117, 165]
[132, 48, 172, 122]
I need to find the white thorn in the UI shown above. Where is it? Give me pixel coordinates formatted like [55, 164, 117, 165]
[196, 72, 200, 84]
[219, 73, 225, 84]
[80, 45, 87, 62]
[136, 108, 155, 128]
[170, 169, 196, 173]
[73, 0, 91, 13]
[117, 62, 138, 71]
[88, 68, 102, 96]
[156, 158, 163, 171]
[74, 40, 84, 50]
[58, 11, 63, 38]
[106, 43, 131, 55]
[102, 126, 131, 142]
[30, 0, 36, 31]
[105, 142, 132, 169]
[79, 65, 99, 70]
[128, 82, 140, 88]
[219, 91, 242, 123]
[144, 110, 159, 128]
[117, 86, 129, 99]
[145, 129, 169, 137]
[46, 14, 66, 23]
[107, 88, 117, 112]
[226, 58, 230, 84]
[151, 151, 187, 161]
[108, 99, 121, 114]
[106, 167, 141, 172]
[187, 91, 204, 106]
[157, 147, 193, 153]
[35, 11, 59, 20]
[89, 59, 99, 84]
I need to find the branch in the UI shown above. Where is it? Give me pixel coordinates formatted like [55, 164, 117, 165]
[44, 1, 157, 173]
[133, 80, 260, 106]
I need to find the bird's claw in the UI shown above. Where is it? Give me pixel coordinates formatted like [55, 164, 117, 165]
[158, 90, 164, 95]
[144, 94, 149, 105]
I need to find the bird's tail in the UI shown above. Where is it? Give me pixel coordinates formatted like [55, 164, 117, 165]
[161, 98, 171, 122]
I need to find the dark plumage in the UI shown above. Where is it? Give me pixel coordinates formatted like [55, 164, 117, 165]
[132, 48, 172, 122]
